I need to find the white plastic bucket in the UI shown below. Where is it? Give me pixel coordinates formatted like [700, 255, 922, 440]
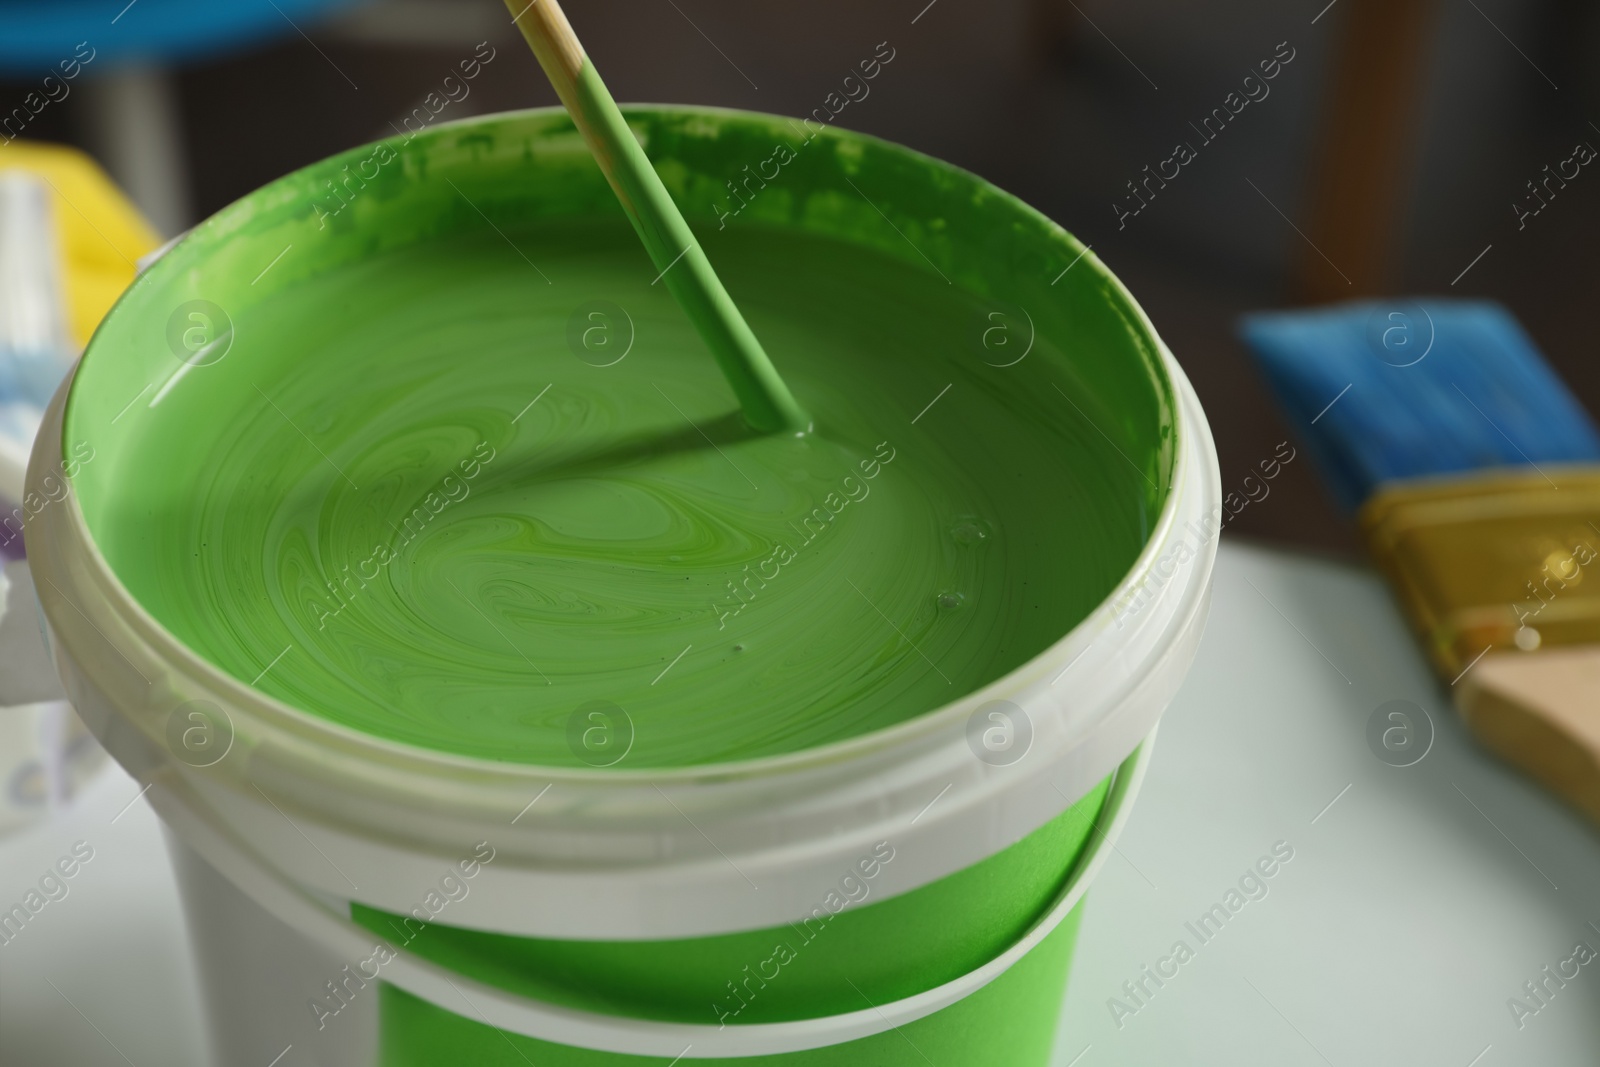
[28, 107, 1221, 1065]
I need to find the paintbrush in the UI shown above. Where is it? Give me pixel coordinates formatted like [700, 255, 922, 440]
[1242, 299, 1600, 824]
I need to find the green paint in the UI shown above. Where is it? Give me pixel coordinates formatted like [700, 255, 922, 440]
[569, 62, 809, 433]
[66, 107, 1174, 768]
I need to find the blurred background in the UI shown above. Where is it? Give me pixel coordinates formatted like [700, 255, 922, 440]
[3, 0, 1596, 555]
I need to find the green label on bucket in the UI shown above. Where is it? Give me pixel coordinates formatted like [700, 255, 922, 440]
[363, 782, 1106, 1064]
[351, 778, 1109, 1032]
[377, 905, 1086, 1065]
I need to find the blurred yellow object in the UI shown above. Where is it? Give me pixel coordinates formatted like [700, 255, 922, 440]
[0, 141, 159, 348]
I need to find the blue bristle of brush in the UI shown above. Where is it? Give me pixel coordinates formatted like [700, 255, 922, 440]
[1240, 300, 1600, 512]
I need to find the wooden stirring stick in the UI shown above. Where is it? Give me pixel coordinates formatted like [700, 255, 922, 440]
[502, 0, 810, 434]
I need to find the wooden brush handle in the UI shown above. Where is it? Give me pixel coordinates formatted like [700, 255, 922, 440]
[508, 0, 586, 100]
[1457, 646, 1600, 825]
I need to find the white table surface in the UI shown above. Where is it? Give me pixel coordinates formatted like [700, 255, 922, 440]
[3, 540, 1597, 1066]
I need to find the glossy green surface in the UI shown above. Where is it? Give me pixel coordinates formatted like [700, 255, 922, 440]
[65, 107, 1175, 767]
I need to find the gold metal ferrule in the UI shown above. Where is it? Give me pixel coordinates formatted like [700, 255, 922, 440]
[1359, 467, 1600, 679]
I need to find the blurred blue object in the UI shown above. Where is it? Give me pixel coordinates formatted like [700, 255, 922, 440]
[0, 0, 371, 73]
[1241, 300, 1600, 511]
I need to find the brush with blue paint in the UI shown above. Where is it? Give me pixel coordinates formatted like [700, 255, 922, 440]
[1242, 300, 1600, 824]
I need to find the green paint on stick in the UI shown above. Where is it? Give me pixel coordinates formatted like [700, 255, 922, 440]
[571, 61, 809, 433]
